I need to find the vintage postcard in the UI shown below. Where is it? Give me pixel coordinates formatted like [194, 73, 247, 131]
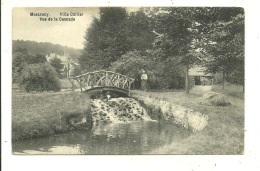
[3, 0, 260, 170]
[11, 7, 245, 155]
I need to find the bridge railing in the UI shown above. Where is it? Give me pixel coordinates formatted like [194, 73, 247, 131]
[68, 70, 135, 92]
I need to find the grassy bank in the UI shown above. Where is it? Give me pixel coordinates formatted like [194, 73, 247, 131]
[60, 78, 77, 89]
[132, 90, 244, 154]
[212, 84, 244, 99]
[12, 91, 91, 142]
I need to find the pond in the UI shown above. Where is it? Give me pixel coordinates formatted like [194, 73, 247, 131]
[12, 121, 191, 155]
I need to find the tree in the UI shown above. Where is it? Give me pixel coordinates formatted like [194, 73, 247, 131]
[19, 63, 61, 92]
[111, 50, 185, 89]
[126, 9, 155, 53]
[151, 7, 201, 93]
[34, 54, 47, 63]
[50, 57, 64, 75]
[200, 8, 244, 90]
[12, 52, 26, 82]
[70, 63, 82, 77]
[24, 54, 47, 64]
[79, 7, 130, 71]
[150, 7, 244, 92]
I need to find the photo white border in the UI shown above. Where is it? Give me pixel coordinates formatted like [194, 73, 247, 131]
[2, 0, 260, 170]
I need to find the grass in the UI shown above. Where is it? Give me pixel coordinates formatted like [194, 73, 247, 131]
[12, 90, 91, 142]
[13, 78, 78, 91]
[59, 78, 77, 89]
[212, 84, 244, 99]
[12, 80, 244, 154]
[132, 90, 244, 154]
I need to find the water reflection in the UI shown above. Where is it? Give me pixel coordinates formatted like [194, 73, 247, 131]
[13, 121, 190, 155]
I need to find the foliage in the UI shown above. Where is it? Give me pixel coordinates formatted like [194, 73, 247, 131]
[19, 63, 61, 92]
[80, 7, 130, 70]
[24, 54, 47, 64]
[79, 8, 156, 72]
[13, 40, 81, 62]
[111, 51, 152, 88]
[12, 52, 27, 82]
[50, 57, 64, 75]
[70, 63, 82, 77]
[150, 7, 216, 93]
[150, 7, 244, 91]
[126, 9, 155, 54]
[198, 8, 245, 87]
[12, 48, 48, 82]
[111, 50, 185, 89]
[79, 7, 244, 91]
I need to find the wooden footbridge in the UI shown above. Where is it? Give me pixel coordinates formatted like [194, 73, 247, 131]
[68, 70, 135, 95]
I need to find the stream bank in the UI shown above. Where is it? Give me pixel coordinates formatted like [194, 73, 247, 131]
[12, 90, 208, 142]
[12, 90, 243, 154]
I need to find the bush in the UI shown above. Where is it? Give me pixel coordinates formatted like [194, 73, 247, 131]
[110, 50, 185, 90]
[19, 63, 61, 92]
[12, 52, 26, 83]
[200, 92, 231, 106]
[50, 57, 64, 77]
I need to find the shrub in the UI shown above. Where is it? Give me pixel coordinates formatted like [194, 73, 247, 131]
[12, 52, 26, 83]
[19, 63, 61, 92]
[110, 50, 185, 89]
[200, 92, 231, 106]
[50, 57, 64, 78]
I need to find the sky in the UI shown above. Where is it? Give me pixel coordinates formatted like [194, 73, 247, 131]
[13, 7, 100, 49]
[12, 7, 139, 49]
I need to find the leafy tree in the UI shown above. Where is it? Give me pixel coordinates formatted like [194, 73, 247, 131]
[50, 57, 64, 75]
[70, 63, 82, 77]
[151, 7, 201, 93]
[200, 8, 244, 90]
[111, 50, 185, 89]
[126, 9, 155, 53]
[12, 52, 26, 82]
[35, 54, 47, 63]
[19, 63, 61, 92]
[24, 54, 47, 64]
[111, 51, 156, 89]
[12, 47, 49, 83]
[79, 7, 130, 71]
[150, 7, 244, 92]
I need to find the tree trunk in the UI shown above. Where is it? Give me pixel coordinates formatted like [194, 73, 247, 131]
[222, 70, 225, 90]
[185, 61, 190, 94]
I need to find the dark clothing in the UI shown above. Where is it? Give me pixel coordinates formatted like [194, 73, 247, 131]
[141, 79, 148, 91]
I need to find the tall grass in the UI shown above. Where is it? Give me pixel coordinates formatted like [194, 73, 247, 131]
[12, 91, 91, 141]
[212, 84, 244, 99]
[132, 90, 244, 154]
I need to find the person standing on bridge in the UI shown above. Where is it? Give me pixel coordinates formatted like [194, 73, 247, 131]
[141, 70, 148, 91]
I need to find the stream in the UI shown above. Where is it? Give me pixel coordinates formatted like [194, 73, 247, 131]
[13, 120, 191, 155]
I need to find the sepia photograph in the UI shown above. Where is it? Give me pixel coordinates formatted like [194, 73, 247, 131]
[11, 7, 245, 155]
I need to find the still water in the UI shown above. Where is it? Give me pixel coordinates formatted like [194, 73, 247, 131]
[13, 121, 190, 155]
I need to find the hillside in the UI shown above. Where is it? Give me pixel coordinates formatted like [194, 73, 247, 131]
[13, 40, 82, 62]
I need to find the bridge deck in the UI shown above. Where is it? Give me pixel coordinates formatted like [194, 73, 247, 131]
[84, 86, 129, 95]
